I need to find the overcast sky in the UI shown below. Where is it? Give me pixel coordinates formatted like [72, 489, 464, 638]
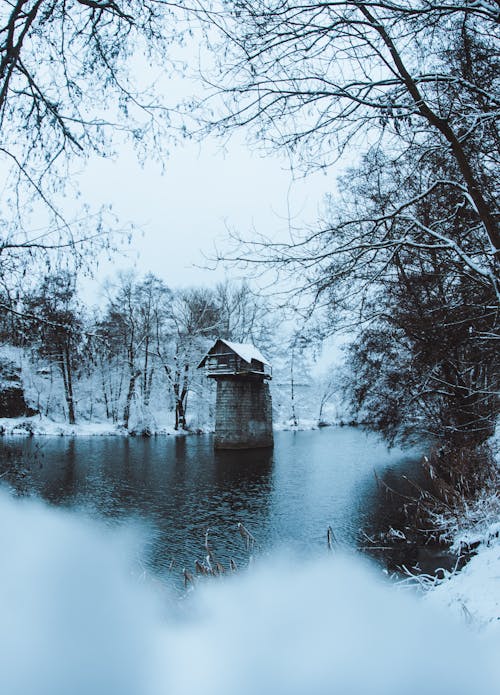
[0, 23, 341, 307]
[77, 131, 336, 304]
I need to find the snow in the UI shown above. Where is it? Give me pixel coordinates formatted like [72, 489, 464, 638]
[425, 540, 500, 635]
[0, 415, 205, 437]
[423, 490, 500, 635]
[0, 416, 122, 436]
[423, 429, 500, 634]
[424, 501, 500, 634]
[219, 339, 270, 366]
[0, 490, 498, 695]
[0, 414, 330, 436]
[273, 417, 328, 431]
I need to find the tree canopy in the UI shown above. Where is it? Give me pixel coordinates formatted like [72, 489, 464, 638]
[198, 1, 499, 290]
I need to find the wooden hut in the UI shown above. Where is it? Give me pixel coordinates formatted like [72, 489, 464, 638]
[198, 339, 272, 380]
[198, 339, 273, 450]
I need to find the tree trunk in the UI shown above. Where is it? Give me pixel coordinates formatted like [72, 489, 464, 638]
[143, 334, 150, 403]
[173, 364, 189, 430]
[179, 363, 189, 430]
[290, 350, 298, 427]
[101, 368, 110, 420]
[318, 396, 326, 423]
[65, 345, 76, 425]
[59, 345, 76, 425]
[123, 367, 138, 430]
[144, 367, 154, 407]
[175, 397, 186, 430]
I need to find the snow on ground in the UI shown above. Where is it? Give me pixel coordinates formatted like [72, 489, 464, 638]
[425, 538, 500, 635]
[0, 415, 123, 436]
[425, 431, 500, 634]
[273, 417, 323, 431]
[0, 490, 498, 695]
[0, 414, 331, 436]
[0, 414, 206, 437]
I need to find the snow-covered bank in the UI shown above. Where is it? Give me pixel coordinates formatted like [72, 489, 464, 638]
[0, 490, 498, 695]
[0, 414, 338, 436]
[0, 415, 122, 436]
[424, 433, 500, 634]
[424, 491, 500, 634]
[0, 415, 210, 437]
[425, 535, 500, 634]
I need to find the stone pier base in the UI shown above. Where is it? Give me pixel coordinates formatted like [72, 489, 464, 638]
[214, 379, 273, 450]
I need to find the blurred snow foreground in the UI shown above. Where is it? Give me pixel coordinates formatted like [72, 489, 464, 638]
[0, 492, 498, 695]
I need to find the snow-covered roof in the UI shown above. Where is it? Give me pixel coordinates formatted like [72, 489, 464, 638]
[219, 339, 270, 366]
[198, 338, 271, 369]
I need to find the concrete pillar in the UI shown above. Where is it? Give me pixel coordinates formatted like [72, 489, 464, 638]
[214, 378, 273, 450]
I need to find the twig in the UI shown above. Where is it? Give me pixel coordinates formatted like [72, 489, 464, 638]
[237, 521, 256, 551]
[327, 525, 337, 551]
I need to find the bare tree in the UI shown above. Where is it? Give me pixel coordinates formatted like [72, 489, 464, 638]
[99, 271, 172, 429]
[156, 287, 222, 430]
[214, 279, 274, 349]
[23, 270, 82, 424]
[317, 374, 338, 425]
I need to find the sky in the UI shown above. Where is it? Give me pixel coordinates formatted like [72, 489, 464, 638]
[77, 132, 336, 304]
[0, 15, 343, 310]
[69, 25, 342, 305]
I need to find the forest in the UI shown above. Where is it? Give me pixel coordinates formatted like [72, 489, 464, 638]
[0, 271, 343, 434]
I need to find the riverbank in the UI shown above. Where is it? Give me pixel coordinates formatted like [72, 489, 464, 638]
[0, 414, 346, 437]
[414, 429, 499, 633]
[424, 485, 500, 634]
[0, 415, 203, 437]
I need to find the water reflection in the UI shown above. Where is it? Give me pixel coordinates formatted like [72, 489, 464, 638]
[0, 428, 423, 576]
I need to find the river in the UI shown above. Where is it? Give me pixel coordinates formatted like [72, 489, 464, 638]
[0, 427, 427, 581]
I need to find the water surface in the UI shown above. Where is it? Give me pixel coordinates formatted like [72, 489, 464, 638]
[0, 428, 424, 578]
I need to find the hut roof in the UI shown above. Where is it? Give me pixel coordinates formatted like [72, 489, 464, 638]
[198, 338, 270, 368]
[220, 339, 269, 365]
